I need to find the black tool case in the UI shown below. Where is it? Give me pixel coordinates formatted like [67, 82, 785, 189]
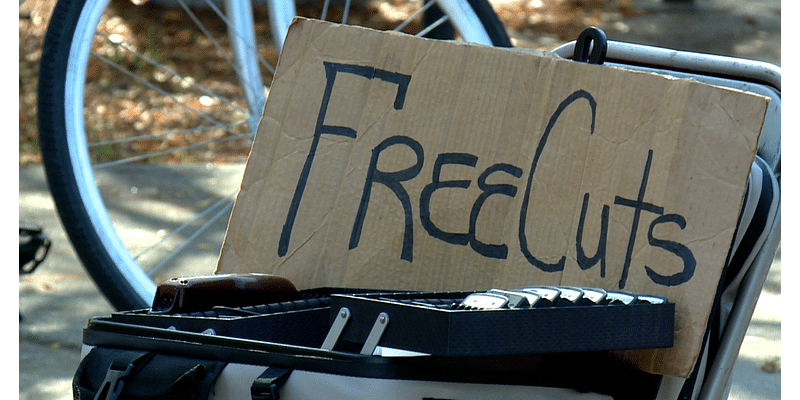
[78, 287, 673, 400]
[90, 288, 673, 354]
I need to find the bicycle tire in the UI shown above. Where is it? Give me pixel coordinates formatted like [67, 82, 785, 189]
[38, 0, 511, 311]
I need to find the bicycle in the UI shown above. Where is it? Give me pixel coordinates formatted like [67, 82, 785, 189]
[37, 0, 513, 311]
[36, 0, 783, 397]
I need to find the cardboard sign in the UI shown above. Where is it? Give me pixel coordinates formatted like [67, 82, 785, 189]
[217, 18, 768, 377]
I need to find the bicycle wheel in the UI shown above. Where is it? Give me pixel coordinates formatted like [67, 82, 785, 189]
[38, 0, 511, 311]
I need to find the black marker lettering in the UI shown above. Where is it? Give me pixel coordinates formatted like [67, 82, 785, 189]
[350, 135, 424, 262]
[469, 163, 523, 259]
[575, 193, 610, 277]
[278, 62, 411, 256]
[420, 153, 478, 245]
[613, 150, 664, 289]
[645, 214, 696, 286]
[519, 90, 597, 272]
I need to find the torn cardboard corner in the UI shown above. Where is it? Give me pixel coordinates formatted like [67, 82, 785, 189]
[217, 18, 769, 377]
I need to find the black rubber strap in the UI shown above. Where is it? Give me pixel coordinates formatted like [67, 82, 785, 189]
[251, 366, 292, 400]
[92, 352, 154, 400]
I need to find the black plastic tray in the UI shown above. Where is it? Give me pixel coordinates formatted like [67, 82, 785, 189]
[330, 291, 674, 356]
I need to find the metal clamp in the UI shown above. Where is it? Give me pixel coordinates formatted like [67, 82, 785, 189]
[360, 312, 390, 355]
[321, 307, 351, 350]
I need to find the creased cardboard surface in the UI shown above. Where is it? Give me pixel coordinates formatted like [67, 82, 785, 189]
[217, 18, 768, 377]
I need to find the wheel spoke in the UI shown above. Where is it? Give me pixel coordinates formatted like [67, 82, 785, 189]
[93, 132, 252, 168]
[94, 32, 251, 116]
[91, 51, 248, 134]
[174, 0, 243, 81]
[416, 14, 450, 37]
[197, 0, 276, 76]
[394, 0, 437, 32]
[341, 0, 352, 24]
[145, 194, 237, 278]
[89, 122, 246, 148]
[320, 0, 331, 21]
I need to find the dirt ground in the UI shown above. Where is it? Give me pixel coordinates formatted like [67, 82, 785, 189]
[19, 0, 642, 165]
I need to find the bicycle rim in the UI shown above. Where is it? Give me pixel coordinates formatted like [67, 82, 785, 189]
[39, 0, 510, 310]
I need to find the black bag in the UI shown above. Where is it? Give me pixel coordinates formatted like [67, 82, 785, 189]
[73, 347, 226, 400]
